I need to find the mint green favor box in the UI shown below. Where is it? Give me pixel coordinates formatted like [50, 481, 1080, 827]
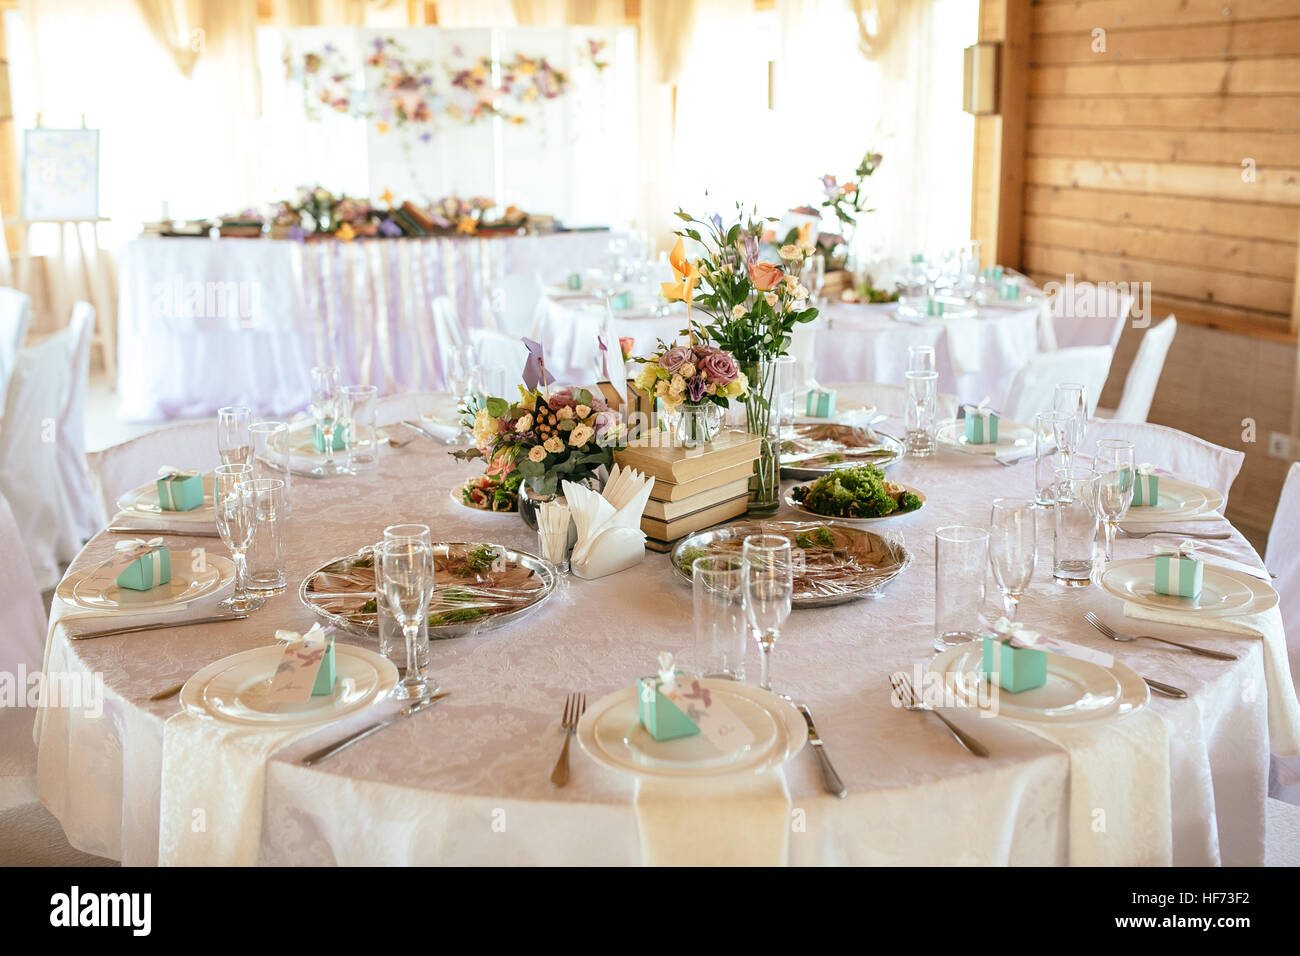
[964, 410, 999, 444]
[637, 674, 700, 741]
[116, 547, 172, 592]
[1132, 473, 1159, 507]
[566, 273, 582, 290]
[925, 298, 945, 317]
[312, 422, 346, 452]
[610, 290, 634, 311]
[1154, 553, 1203, 599]
[805, 388, 836, 418]
[311, 634, 336, 697]
[983, 265, 1004, 282]
[156, 473, 204, 511]
[981, 636, 1047, 693]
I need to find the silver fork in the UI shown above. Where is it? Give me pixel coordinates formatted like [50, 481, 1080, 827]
[890, 672, 989, 757]
[1084, 612, 1237, 661]
[550, 692, 586, 787]
[1118, 528, 1229, 540]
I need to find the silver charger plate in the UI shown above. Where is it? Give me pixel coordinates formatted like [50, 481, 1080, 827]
[299, 542, 558, 640]
[670, 520, 912, 608]
[780, 425, 905, 479]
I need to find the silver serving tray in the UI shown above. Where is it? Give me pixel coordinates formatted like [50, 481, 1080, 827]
[669, 520, 912, 608]
[780, 428, 905, 480]
[299, 542, 557, 640]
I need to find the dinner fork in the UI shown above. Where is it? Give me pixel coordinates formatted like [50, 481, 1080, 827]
[550, 692, 586, 788]
[1084, 612, 1237, 661]
[889, 672, 989, 757]
[1118, 528, 1229, 540]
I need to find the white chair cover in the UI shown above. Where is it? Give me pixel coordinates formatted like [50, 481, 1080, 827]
[1086, 418, 1245, 504]
[0, 287, 32, 416]
[486, 273, 544, 338]
[1051, 289, 1133, 351]
[0, 487, 48, 804]
[0, 303, 101, 589]
[1112, 316, 1177, 423]
[828, 382, 959, 421]
[85, 421, 220, 519]
[1001, 345, 1113, 423]
[1265, 462, 1300, 803]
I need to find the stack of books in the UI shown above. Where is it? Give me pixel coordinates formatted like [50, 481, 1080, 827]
[613, 430, 760, 552]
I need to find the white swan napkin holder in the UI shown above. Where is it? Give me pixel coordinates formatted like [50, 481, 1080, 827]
[561, 464, 653, 580]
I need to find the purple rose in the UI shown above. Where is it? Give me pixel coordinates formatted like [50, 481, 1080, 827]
[658, 346, 693, 374]
[687, 376, 707, 402]
[698, 349, 739, 386]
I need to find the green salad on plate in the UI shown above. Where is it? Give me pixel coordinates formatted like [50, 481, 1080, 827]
[790, 464, 922, 519]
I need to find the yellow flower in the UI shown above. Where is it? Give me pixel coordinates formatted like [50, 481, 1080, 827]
[472, 408, 497, 448]
[543, 436, 565, 454]
[527, 445, 547, 463]
[336, 222, 356, 242]
[575, 404, 591, 419]
[633, 365, 657, 391]
[660, 237, 700, 307]
[376, 121, 390, 134]
[679, 364, 695, 379]
[456, 216, 477, 234]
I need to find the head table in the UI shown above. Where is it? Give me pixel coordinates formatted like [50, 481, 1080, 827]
[35, 421, 1274, 866]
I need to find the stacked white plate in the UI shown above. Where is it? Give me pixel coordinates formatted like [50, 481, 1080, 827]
[1117, 477, 1225, 524]
[56, 552, 236, 615]
[937, 419, 1035, 457]
[1099, 557, 1278, 618]
[577, 679, 806, 778]
[116, 473, 216, 526]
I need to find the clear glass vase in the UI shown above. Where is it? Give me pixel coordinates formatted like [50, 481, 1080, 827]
[673, 402, 720, 448]
[743, 357, 781, 518]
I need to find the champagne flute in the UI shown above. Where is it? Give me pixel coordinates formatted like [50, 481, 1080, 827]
[1094, 438, 1135, 563]
[213, 463, 263, 613]
[310, 366, 342, 476]
[1053, 382, 1087, 472]
[804, 253, 825, 307]
[743, 534, 793, 692]
[988, 498, 1037, 620]
[217, 406, 251, 466]
[379, 535, 436, 701]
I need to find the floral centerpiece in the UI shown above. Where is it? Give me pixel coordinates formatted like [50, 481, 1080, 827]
[819, 148, 882, 263]
[632, 340, 748, 447]
[662, 207, 819, 514]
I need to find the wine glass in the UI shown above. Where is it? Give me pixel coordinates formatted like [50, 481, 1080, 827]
[310, 366, 342, 476]
[213, 463, 263, 613]
[1053, 382, 1088, 471]
[743, 535, 794, 692]
[803, 254, 825, 307]
[217, 406, 251, 465]
[446, 345, 476, 403]
[988, 498, 1037, 620]
[1094, 438, 1135, 563]
[379, 534, 436, 701]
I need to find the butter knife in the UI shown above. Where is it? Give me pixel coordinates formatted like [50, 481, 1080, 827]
[300, 691, 452, 765]
[797, 703, 847, 798]
[69, 613, 249, 640]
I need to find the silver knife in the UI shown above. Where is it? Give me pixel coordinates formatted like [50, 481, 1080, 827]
[69, 614, 249, 640]
[400, 419, 441, 441]
[300, 691, 452, 765]
[1144, 677, 1188, 699]
[108, 526, 221, 538]
[797, 703, 847, 798]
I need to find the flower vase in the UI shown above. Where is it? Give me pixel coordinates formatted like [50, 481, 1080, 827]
[673, 403, 720, 449]
[743, 358, 781, 518]
[518, 476, 557, 531]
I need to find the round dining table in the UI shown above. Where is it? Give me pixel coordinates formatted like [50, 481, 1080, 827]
[35, 419, 1279, 866]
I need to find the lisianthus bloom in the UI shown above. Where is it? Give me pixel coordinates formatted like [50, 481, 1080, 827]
[546, 388, 575, 409]
[514, 412, 534, 433]
[472, 408, 498, 448]
[749, 261, 785, 291]
[569, 424, 594, 446]
[527, 445, 547, 462]
[687, 377, 707, 403]
[732, 304, 748, 319]
[764, 292, 778, 307]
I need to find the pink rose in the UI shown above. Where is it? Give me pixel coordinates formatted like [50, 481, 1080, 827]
[749, 261, 785, 292]
[545, 387, 575, 409]
[658, 346, 693, 373]
[698, 348, 739, 386]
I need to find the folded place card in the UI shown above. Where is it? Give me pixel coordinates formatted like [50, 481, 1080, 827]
[1154, 548, 1203, 600]
[156, 467, 204, 511]
[312, 422, 346, 452]
[805, 387, 836, 418]
[267, 624, 336, 702]
[1131, 464, 1159, 507]
[114, 538, 172, 592]
[638, 653, 757, 749]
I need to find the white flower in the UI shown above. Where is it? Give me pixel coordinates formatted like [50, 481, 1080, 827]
[543, 435, 565, 454]
[679, 363, 696, 379]
[795, 283, 809, 299]
[764, 292, 778, 307]
[575, 404, 591, 419]
[732, 304, 748, 319]
[569, 424, 594, 446]
[527, 445, 547, 462]
[472, 408, 497, 448]
[556, 405, 574, 420]
[779, 244, 800, 261]
[669, 375, 687, 395]
[514, 412, 533, 433]
[797, 238, 816, 255]
[783, 275, 799, 294]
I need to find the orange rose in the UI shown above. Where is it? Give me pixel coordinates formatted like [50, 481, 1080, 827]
[748, 261, 785, 292]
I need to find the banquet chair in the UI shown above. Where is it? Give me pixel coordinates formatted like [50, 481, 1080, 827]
[1001, 346, 1113, 424]
[0, 287, 32, 415]
[485, 273, 545, 339]
[0, 487, 48, 807]
[1265, 462, 1300, 805]
[85, 420, 220, 520]
[1050, 288, 1133, 352]
[1098, 316, 1177, 423]
[828, 382, 959, 421]
[0, 302, 102, 589]
[1086, 419, 1244, 504]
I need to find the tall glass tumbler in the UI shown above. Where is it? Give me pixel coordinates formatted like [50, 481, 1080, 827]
[243, 478, 287, 592]
[907, 344, 936, 373]
[217, 405, 252, 466]
[1034, 411, 1069, 507]
[934, 525, 990, 652]
[905, 370, 939, 457]
[1053, 465, 1099, 587]
[692, 555, 748, 681]
[342, 384, 380, 472]
[249, 420, 291, 517]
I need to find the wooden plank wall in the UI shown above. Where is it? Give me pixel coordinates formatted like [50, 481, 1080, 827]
[1018, 0, 1300, 543]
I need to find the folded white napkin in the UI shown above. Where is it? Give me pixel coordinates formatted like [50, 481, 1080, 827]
[1123, 602, 1300, 756]
[1122, 512, 1227, 524]
[563, 465, 652, 579]
[634, 769, 792, 865]
[943, 316, 982, 376]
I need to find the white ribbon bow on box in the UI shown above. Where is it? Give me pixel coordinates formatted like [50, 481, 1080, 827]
[1154, 539, 1200, 560]
[963, 394, 993, 419]
[157, 465, 199, 480]
[657, 651, 679, 694]
[275, 622, 329, 645]
[992, 616, 1040, 647]
[1136, 462, 1156, 477]
[115, 536, 164, 562]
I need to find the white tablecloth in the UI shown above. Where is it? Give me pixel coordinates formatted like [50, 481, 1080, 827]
[115, 233, 619, 420]
[34, 419, 1280, 865]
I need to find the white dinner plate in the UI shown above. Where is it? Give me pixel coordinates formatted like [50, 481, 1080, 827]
[784, 483, 926, 524]
[577, 679, 805, 779]
[116, 473, 215, 522]
[937, 419, 1035, 455]
[57, 553, 236, 613]
[1099, 557, 1279, 617]
[1117, 477, 1224, 523]
[447, 483, 519, 515]
[271, 424, 396, 464]
[792, 398, 875, 426]
[930, 641, 1148, 725]
[180, 643, 398, 729]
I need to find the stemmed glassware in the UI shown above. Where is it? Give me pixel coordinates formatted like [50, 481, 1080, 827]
[803, 253, 825, 308]
[217, 406, 252, 466]
[310, 366, 343, 476]
[1094, 438, 1136, 563]
[213, 463, 263, 613]
[379, 529, 436, 701]
[1053, 382, 1088, 472]
[743, 535, 793, 692]
[988, 498, 1037, 620]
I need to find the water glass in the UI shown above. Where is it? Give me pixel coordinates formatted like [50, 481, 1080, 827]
[1034, 411, 1069, 507]
[447, 345, 477, 401]
[1053, 383, 1088, 470]
[249, 420, 291, 517]
[342, 384, 380, 471]
[379, 533, 436, 701]
[1094, 438, 1135, 563]
[692, 555, 748, 681]
[310, 365, 343, 476]
[743, 535, 793, 692]
[905, 370, 939, 457]
[213, 463, 263, 613]
[217, 405, 251, 466]
[1053, 465, 1099, 587]
[907, 344, 936, 373]
[243, 478, 287, 592]
[775, 355, 797, 439]
[934, 525, 989, 651]
[988, 499, 1037, 620]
